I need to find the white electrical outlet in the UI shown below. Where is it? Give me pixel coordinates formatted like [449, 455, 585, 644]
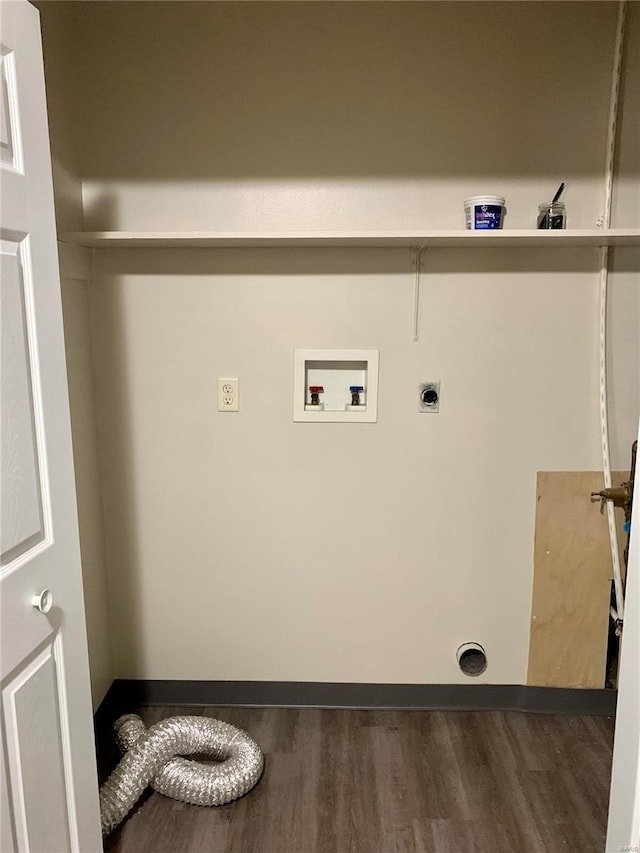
[217, 377, 239, 412]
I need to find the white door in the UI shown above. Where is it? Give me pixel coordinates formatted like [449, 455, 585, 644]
[606, 419, 640, 852]
[0, 1, 102, 850]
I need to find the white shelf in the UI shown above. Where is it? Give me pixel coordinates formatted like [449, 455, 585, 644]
[59, 229, 640, 250]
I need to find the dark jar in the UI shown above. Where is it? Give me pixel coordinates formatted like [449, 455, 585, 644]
[537, 202, 566, 229]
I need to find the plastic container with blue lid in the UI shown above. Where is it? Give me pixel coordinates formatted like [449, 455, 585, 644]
[464, 195, 506, 230]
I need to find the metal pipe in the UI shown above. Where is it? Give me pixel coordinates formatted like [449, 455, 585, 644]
[456, 642, 488, 676]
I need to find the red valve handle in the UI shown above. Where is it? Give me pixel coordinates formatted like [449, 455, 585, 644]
[309, 386, 324, 393]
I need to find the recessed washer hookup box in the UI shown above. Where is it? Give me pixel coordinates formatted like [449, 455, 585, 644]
[293, 349, 379, 423]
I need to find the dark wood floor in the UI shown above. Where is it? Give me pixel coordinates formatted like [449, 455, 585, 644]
[98, 706, 615, 853]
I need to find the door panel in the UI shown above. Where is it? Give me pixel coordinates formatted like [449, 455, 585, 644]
[1, 234, 47, 564]
[3, 646, 70, 853]
[0, 2, 102, 850]
[0, 45, 23, 173]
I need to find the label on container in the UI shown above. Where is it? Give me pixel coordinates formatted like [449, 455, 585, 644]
[474, 204, 503, 229]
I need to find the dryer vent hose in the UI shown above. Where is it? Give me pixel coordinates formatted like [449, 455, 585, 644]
[99, 714, 264, 836]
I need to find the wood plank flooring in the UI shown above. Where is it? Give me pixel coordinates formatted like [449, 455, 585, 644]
[98, 706, 615, 853]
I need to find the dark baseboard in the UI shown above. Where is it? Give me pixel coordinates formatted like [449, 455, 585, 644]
[93, 678, 131, 748]
[95, 679, 618, 722]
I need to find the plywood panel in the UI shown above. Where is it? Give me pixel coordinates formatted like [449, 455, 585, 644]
[527, 471, 627, 689]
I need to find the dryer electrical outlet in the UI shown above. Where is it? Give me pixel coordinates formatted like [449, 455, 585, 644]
[419, 381, 440, 413]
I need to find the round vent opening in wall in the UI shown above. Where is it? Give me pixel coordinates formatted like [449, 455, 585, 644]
[457, 642, 487, 677]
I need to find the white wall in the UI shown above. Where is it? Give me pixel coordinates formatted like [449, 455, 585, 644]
[38, 1, 638, 686]
[88, 247, 604, 684]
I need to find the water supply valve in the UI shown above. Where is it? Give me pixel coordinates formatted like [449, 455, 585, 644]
[590, 441, 636, 627]
[349, 385, 364, 406]
[308, 385, 324, 406]
[590, 439, 635, 528]
[591, 485, 630, 515]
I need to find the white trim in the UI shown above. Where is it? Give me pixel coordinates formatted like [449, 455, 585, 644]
[606, 422, 640, 851]
[598, 246, 625, 621]
[599, 0, 627, 229]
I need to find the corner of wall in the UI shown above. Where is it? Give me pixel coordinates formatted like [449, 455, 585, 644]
[37, 0, 84, 232]
[59, 258, 114, 711]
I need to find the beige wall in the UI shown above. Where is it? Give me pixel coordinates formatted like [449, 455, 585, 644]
[608, 4, 640, 472]
[87, 246, 610, 684]
[38, 1, 639, 687]
[71, 1, 629, 232]
[612, 3, 640, 229]
[60, 265, 114, 710]
[39, 1, 114, 709]
[609, 250, 640, 471]
[37, 0, 83, 232]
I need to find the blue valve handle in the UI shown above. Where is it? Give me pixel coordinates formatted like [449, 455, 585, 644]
[349, 386, 364, 392]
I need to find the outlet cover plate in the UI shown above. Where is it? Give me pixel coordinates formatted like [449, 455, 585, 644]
[218, 377, 239, 411]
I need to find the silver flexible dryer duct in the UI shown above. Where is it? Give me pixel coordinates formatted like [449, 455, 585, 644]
[99, 714, 264, 836]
